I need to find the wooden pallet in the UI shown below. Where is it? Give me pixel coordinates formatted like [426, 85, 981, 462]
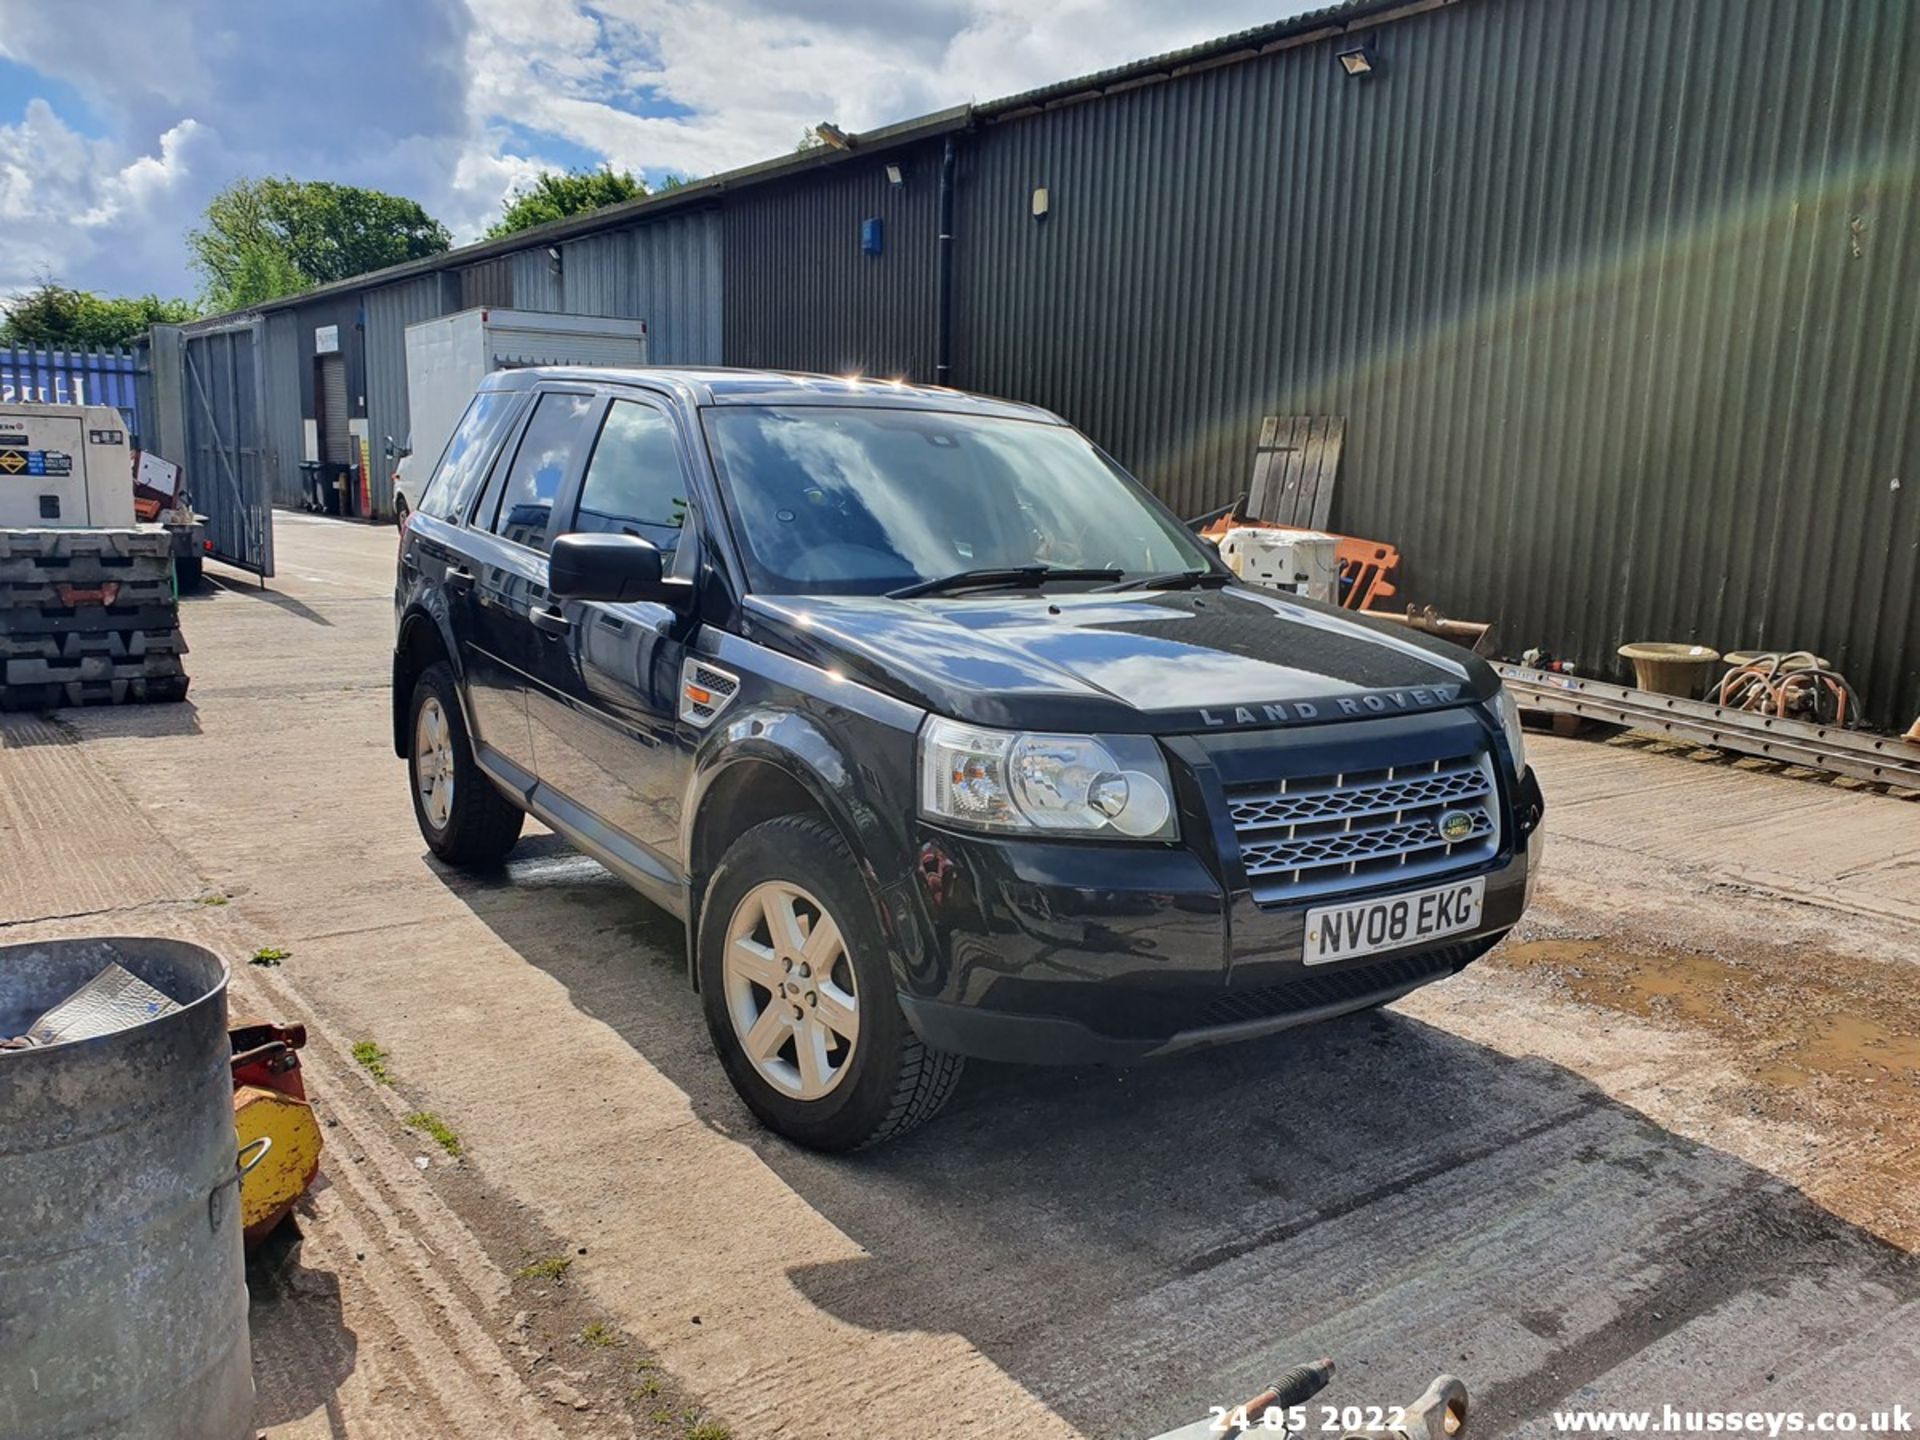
[1247, 415, 1345, 530]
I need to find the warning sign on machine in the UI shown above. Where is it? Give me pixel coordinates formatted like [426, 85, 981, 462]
[0, 449, 71, 476]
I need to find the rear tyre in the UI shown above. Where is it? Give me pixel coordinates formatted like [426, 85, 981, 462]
[407, 660, 524, 868]
[700, 815, 964, 1151]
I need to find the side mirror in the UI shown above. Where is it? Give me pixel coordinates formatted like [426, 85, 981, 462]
[385, 435, 411, 460]
[548, 532, 683, 606]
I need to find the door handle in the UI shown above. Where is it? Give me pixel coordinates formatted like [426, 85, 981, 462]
[445, 567, 474, 594]
[531, 605, 571, 638]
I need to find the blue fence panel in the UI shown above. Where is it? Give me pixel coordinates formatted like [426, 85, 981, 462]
[0, 346, 142, 434]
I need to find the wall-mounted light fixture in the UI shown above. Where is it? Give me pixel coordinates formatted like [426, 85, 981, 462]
[546, 245, 563, 275]
[1031, 186, 1050, 221]
[1336, 40, 1378, 77]
[884, 162, 904, 187]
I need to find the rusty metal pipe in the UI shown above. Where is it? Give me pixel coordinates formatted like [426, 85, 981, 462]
[1368, 606, 1494, 654]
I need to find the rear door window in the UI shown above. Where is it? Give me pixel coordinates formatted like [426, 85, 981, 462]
[418, 390, 520, 522]
[488, 391, 598, 552]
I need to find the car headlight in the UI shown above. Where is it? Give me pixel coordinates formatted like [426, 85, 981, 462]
[919, 717, 1177, 840]
[1494, 686, 1528, 775]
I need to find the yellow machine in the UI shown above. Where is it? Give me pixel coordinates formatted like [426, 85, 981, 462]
[227, 1022, 324, 1245]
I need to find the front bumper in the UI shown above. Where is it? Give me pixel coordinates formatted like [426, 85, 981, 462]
[897, 933, 1503, 1065]
[892, 760, 1543, 1067]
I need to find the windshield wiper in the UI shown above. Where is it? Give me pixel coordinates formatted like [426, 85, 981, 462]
[888, 565, 1124, 600]
[1096, 568, 1233, 593]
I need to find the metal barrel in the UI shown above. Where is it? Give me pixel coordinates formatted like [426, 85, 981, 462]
[0, 937, 253, 1440]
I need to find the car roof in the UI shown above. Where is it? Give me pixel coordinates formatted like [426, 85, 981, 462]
[479, 365, 1066, 423]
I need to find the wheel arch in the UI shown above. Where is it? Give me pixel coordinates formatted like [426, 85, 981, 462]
[392, 605, 456, 756]
[683, 722, 911, 992]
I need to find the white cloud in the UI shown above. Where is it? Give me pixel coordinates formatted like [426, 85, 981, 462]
[0, 0, 1305, 301]
[0, 100, 207, 296]
[452, 0, 1300, 220]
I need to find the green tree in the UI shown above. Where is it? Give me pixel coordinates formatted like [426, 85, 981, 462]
[0, 281, 198, 348]
[484, 167, 647, 239]
[188, 177, 452, 310]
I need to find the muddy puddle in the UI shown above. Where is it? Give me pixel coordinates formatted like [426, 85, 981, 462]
[1500, 937, 1920, 1094]
[1488, 933, 1920, 1247]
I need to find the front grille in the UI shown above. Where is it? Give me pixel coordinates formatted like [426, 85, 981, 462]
[1196, 943, 1477, 1029]
[1230, 752, 1500, 905]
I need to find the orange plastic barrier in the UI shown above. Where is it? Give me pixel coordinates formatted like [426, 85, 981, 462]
[1333, 537, 1398, 612]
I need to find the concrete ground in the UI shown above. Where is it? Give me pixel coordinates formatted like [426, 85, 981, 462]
[3, 511, 1918, 1440]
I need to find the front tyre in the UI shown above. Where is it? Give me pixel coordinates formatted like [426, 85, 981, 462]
[407, 660, 524, 868]
[700, 815, 963, 1151]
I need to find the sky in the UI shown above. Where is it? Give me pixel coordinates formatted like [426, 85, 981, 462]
[0, 0, 1306, 304]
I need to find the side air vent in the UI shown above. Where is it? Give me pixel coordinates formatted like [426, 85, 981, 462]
[680, 659, 740, 728]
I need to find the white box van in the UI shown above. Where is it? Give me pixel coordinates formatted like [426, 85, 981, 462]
[390, 310, 649, 519]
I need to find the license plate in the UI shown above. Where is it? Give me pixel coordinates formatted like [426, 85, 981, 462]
[1304, 877, 1486, 965]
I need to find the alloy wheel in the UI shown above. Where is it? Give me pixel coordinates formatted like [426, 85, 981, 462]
[722, 880, 860, 1100]
[414, 695, 455, 829]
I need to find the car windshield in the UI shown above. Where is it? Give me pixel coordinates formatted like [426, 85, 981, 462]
[702, 405, 1214, 596]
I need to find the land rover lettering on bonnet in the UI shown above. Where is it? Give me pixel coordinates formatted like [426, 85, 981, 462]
[1196, 682, 1464, 729]
[392, 368, 1545, 1150]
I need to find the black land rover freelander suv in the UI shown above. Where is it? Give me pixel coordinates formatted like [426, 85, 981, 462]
[393, 368, 1545, 1150]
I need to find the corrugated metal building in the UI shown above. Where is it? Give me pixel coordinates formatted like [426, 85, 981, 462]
[963, 0, 1920, 734]
[361, 275, 461, 513]
[724, 130, 953, 381]
[177, 0, 1920, 728]
[234, 209, 727, 516]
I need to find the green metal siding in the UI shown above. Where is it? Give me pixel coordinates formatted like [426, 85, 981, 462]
[723, 145, 946, 381]
[559, 211, 725, 363]
[949, 0, 1920, 727]
[354, 213, 723, 518]
[945, 0, 1920, 726]
[364, 274, 460, 515]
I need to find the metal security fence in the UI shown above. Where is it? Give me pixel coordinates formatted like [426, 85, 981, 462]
[0, 346, 142, 433]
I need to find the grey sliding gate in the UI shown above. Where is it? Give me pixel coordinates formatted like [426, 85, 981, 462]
[146, 323, 275, 579]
